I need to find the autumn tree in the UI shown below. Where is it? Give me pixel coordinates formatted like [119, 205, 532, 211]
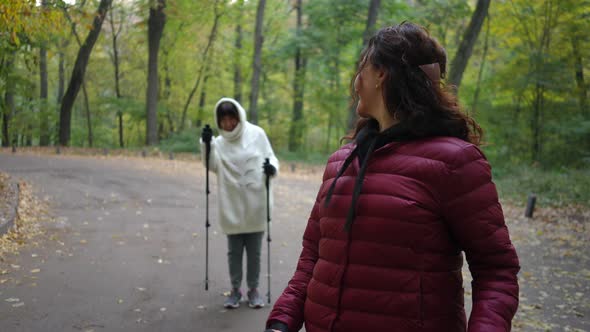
[146, 0, 166, 145]
[59, 0, 112, 146]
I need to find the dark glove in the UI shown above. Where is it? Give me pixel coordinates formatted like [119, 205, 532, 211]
[201, 124, 213, 144]
[264, 321, 289, 332]
[263, 159, 276, 177]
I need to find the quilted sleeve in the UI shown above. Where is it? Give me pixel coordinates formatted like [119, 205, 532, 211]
[265, 190, 322, 332]
[440, 145, 520, 332]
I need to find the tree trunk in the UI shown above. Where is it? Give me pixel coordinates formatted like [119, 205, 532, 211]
[196, 74, 210, 128]
[58, 47, 65, 105]
[362, 0, 381, 47]
[326, 76, 336, 153]
[1, 102, 7, 147]
[109, 4, 124, 147]
[529, 0, 556, 164]
[146, 0, 166, 145]
[448, 0, 491, 90]
[234, 0, 244, 103]
[2, 54, 15, 147]
[39, 50, 49, 145]
[163, 54, 175, 135]
[249, 0, 267, 124]
[572, 36, 587, 114]
[65, 4, 95, 148]
[532, 83, 544, 163]
[81, 83, 93, 147]
[288, 0, 306, 152]
[52, 39, 68, 144]
[38, 0, 50, 146]
[348, 0, 381, 130]
[470, 15, 490, 116]
[59, 0, 112, 146]
[57, 41, 66, 143]
[181, 0, 221, 131]
[39, 45, 49, 145]
[233, 1, 244, 103]
[26, 124, 32, 146]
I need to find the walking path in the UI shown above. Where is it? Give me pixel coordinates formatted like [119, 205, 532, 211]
[0, 152, 588, 331]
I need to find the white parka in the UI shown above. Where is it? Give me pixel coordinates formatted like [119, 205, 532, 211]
[201, 98, 279, 235]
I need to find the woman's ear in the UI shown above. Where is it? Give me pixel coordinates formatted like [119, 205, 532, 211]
[377, 68, 387, 86]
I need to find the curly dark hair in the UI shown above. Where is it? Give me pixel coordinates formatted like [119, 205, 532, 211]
[347, 21, 482, 145]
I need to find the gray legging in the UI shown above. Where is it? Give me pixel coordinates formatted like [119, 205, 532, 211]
[227, 231, 264, 290]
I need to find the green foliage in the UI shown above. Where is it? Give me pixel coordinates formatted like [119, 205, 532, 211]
[159, 128, 200, 153]
[0, 0, 588, 203]
[276, 150, 331, 165]
[493, 165, 590, 207]
[467, 0, 590, 170]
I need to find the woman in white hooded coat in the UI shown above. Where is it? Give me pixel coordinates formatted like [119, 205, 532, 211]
[200, 97, 279, 309]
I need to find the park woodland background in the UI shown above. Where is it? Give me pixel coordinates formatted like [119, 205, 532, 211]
[0, 0, 589, 204]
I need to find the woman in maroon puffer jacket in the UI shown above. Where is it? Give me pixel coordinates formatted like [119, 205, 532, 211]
[265, 22, 519, 332]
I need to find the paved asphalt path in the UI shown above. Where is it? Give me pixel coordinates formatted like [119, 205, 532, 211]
[2, 152, 589, 332]
[0, 153, 319, 332]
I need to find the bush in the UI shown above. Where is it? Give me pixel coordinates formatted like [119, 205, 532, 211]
[493, 165, 590, 207]
[159, 129, 200, 153]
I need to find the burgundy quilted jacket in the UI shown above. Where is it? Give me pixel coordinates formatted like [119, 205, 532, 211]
[267, 137, 520, 332]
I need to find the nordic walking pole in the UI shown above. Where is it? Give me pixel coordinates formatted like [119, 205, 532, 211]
[264, 158, 272, 304]
[203, 125, 212, 291]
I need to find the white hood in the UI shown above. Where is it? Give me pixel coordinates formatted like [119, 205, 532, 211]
[214, 97, 246, 141]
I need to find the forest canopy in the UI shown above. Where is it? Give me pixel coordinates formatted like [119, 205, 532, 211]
[1, 0, 588, 170]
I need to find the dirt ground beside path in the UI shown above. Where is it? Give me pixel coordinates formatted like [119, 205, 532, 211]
[503, 204, 590, 331]
[0, 150, 588, 331]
